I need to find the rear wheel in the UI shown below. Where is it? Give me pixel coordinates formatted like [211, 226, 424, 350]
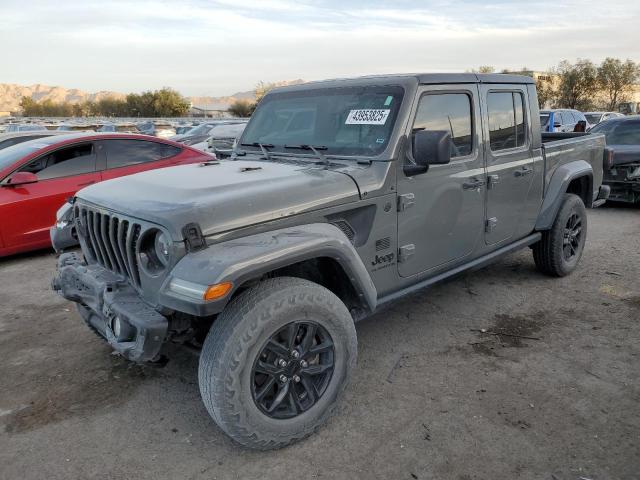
[533, 193, 587, 276]
[198, 277, 357, 450]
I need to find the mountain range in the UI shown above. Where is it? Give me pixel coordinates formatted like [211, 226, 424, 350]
[0, 80, 306, 114]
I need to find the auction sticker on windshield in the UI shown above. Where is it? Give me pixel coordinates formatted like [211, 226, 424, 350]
[345, 109, 391, 125]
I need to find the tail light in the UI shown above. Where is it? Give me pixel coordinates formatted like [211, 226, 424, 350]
[606, 149, 614, 169]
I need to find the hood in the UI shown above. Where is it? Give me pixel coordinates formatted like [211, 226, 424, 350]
[77, 159, 360, 240]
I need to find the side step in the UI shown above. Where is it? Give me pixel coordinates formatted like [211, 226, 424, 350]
[377, 233, 541, 306]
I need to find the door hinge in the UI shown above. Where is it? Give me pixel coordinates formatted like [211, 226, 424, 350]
[487, 174, 500, 189]
[398, 244, 415, 262]
[485, 217, 498, 233]
[397, 193, 415, 212]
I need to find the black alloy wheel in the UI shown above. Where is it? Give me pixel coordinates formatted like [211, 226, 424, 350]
[563, 212, 583, 261]
[251, 321, 335, 419]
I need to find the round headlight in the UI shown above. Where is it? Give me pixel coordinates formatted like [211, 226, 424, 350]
[154, 231, 171, 266]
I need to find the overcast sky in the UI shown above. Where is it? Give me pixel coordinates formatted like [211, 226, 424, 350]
[2, 0, 639, 97]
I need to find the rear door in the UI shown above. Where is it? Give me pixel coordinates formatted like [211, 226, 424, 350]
[1, 141, 101, 249]
[100, 139, 183, 181]
[397, 84, 486, 277]
[481, 85, 535, 245]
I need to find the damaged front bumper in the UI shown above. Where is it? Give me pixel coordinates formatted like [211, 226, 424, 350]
[52, 252, 168, 362]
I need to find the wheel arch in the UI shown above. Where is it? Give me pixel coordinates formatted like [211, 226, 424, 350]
[160, 223, 377, 319]
[535, 160, 593, 230]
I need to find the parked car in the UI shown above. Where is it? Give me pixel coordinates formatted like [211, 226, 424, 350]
[137, 121, 175, 138]
[584, 111, 624, 126]
[4, 124, 48, 133]
[171, 120, 248, 145]
[0, 131, 75, 151]
[190, 122, 248, 156]
[97, 123, 117, 133]
[618, 102, 640, 115]
[0, 133, 213, 256]
[540, 109, 590, 132]
[53, 73, 607, 449]
[591, 116, 640, 202]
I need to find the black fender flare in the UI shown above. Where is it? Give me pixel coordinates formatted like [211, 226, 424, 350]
[535, 160, 593, 230]
[159, 223, 377, 317]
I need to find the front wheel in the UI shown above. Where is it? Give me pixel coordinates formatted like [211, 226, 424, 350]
[198, 277, 357, 450]
[533, 193, 587, 277]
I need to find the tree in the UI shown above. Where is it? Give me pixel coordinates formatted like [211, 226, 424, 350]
[151, 87, 190, 117]
[468, 66, 495, 74]
[228, 100, 254, 117]
[255, 81, 278, 103]
[535, 78, 555, 109]
[554, 59, 599, 110]
[597, 58, 640, 110]
[20, 96, 40, 116]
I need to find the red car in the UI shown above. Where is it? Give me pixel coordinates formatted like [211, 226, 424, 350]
[0, 133, 213, 257]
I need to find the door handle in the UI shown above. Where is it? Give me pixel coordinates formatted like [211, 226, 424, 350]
[514, 167, 533, 177]
[77, 181, 95, 187]
[462, 179, 485, 190]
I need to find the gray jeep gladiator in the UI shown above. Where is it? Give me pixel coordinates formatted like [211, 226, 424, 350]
[53, 73, 608, 449]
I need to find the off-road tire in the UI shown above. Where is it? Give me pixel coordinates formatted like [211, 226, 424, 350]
[533, 193, 587, 277]
[198, 276, 357, 450]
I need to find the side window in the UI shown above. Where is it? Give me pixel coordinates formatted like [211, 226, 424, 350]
[487, 91, 526, 151]
[163, 144, 182, 158]
[20, 143, 96, 180]
[105, 139, 169, 169]
[412, 93, 473, 158]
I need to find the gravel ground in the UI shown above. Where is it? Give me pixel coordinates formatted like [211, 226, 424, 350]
[1, 205, 638, 480]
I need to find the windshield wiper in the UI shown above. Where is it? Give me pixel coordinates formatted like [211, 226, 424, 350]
[240, 142, 274, 160]
[284, 144, 329, 167]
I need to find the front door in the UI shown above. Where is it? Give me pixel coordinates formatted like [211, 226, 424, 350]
[480, 86, 535, 245]
[1, 142, 100, 249]
[397, 85, 486, 278]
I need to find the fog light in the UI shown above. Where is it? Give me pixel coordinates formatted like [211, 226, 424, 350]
[111, 316, 134, 342]
[113, 316, 122, 338]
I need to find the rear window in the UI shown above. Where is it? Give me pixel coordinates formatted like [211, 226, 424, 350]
[585, 114, 602, 124]
[592, 121, 640, 145]
[540, 114, 550, 127]
[487, 91, 526, 151]
[105, 139, 180, 169]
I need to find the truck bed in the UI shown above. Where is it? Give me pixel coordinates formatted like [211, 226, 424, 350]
[541, 132, 606, 203]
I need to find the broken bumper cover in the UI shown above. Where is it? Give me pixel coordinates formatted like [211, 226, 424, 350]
[52, 252, 168, 362]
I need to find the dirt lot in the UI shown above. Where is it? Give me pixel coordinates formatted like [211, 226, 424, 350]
[1, 205, 638, 480]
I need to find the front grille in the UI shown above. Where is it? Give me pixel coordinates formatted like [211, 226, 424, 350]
[75, 205, 142, 287]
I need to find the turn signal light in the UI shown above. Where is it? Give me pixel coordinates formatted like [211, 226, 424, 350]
[203, 282, 233, 301]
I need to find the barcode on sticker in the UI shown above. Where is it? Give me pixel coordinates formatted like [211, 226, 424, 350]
[345, 109, 391, 125]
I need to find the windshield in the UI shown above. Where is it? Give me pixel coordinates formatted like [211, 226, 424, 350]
[591, 120, 640, 145]
[240, 85, 405, 157]
[539, 114, 550, 127]
[585, 114, 602, 125]
[0, 140, 48, 173]
[209, 123, 246, 138]
[186, 124, 215, 136]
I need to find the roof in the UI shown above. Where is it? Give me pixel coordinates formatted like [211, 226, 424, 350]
[273, 73, 534, 93]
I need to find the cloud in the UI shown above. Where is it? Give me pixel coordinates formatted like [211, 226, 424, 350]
[1, 0, 638, 95]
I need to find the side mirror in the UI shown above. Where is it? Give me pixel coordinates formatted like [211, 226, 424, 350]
[406, 130, 451, 176]
[3, 171, 38, 187]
